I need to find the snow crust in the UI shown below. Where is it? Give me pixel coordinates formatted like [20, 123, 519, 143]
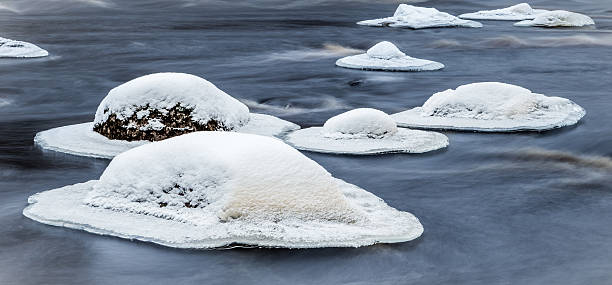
[24, 132, 423, 248]
[0, 37, 48, 58]
[459, 3, 548, 21]
[392, 82, 586, 132]
[357, 4, 483, 29]
[514, 10, 595, 27]
[287, 108, 448, 155]
[34, 114, 299, 159]
[336, 41, 444, 72]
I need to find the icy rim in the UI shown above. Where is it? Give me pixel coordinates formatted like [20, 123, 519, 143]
[286, 127, 449, 155]
[0, 37, 49, 58]
[23, 179, 424, 249]
[391, 102, 586, 132]
[458, 3, 548, 21]
[34, 113, 300, 159]
[335, 54, 444, 72]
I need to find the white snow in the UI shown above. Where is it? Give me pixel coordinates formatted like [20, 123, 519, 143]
[357, 4, 483, 29]
[514, 10, 595, 27]
[24, 132, 423, 248]
[287, 108, 448, 155]
[0, 37, 48, 58]
[459, 3, 548, 21]
[392, 82, 586, 132]
[336, 41, 444, 72]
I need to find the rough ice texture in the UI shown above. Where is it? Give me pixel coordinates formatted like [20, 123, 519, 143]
[24, 132, 423, 248]
[94, 73, 250, 141]
[357, 4, 483, 29]
[34, 114, 299, 159]
[392, 82, 586, 132]
[287, 108, 448, 155]
[336, 41, 444, 72]
[459, 3, 548, 21]
[514, 10, 595, 27]
[0, 37, 48, 58]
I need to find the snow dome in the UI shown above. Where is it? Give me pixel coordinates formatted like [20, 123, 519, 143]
[357, 4, 482, 29]
[34, 72, 299, 158]
[335, 41, 444, 72]
[514, 10, 595, 27]
[392, 82, 586, 132]
[24, 132, 424, 248]
[287, 108, 448, 155]
[0, 37, 48, 58]
[459, 3, 548, 21]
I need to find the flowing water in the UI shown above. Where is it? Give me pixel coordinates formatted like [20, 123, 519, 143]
[1, 0, 612, 284]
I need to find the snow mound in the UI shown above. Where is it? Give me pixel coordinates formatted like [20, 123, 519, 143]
[0, 37, 48, 58]
[24, 132, 423, 248]
[514, 10, 595, 27]
[287, 108, 448, 155]
[392, 82, 586, 132]
[459, 3, 548, 21]
[357, 4, 482, 29]
[336, 41, 444, 72]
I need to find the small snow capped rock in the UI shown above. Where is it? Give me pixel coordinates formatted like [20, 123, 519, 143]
[366, 41, 406, 60]
[336, 41, 444, 72]
[0, 37, 48, 58]
[24, 132, 424, 248]
[357, 4, 482, 29]
[392, 82, 586, 132]
[459, 3, 548, 21]
[514, 10, 595, 27]
[287, 108, 448, 155]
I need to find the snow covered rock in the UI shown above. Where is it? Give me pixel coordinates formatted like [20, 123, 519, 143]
[287, 108, 448, 155]
[514, 10, 595, 27]
[336, 41, 444, 72]
[459, 3, 548, 21]
[357, 4, 482, 29]
[34, 73, 299, 158]
[0, 37, 48, 58]
[24, 132, 424, 249]
[392, 82, 586, 132]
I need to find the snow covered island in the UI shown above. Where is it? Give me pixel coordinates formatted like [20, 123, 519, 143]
[459, 3, 548, 21]
[34, 73, 299, 158]
[24, 132, 424, 248]
[0, 37, 48, 58]
[392, 82, 586, 132]
[357, 4, 482, 29]
[514, 10, 595, 27]
[287, 108, 448, 155]
[336, 41, 444, 72]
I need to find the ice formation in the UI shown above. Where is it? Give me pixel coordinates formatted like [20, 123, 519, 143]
[392, 82, 586, 132]
[0, 37, 48, 58]
[34, 73, 299, 158]
[24, 132, 424, 248]
[357, 4, 482, 29]
[459, 3, 548, 21]
[514, 10, 595, 27]
[287, 108, 448, 155]
[336, 41, 444, 72]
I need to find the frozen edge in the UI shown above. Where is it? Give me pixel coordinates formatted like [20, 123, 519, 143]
[356, 18, 483, 29]
[286, 127, 449, 155]
[391, 102, 586, 132]
[335, 55, 444, 72]
[23, 180, 424, 249]
[459, 9, 548, 21]
[34, 113, 300, 159]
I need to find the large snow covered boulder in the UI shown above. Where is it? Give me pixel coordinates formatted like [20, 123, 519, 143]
[392, 82, 586, 132]
[34, 72, 299, 158]
[514, 10, 595, 27]
[459, 3, 548, 21]
[287, 108, 448, 155]
[0, 37, 48, 58]
[357, 4, 482, 29]
[24, 132, 424, 248]
[336, 41, 444, 72]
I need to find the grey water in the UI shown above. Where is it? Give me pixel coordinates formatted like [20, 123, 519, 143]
[1, 0, 612, 284]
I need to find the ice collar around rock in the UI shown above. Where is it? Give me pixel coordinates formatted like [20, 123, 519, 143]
[0, 37, 48, 58]
[514, 10, 595, 27]
[459, 3, 548, 21]
[323, 108, 398, 139]
[366, 41, 406, 60]
[357, 4, 482, 29]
